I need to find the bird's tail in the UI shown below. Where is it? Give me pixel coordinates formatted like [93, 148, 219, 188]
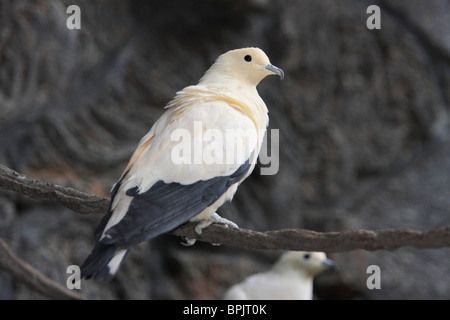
[80, 242, 130, 282]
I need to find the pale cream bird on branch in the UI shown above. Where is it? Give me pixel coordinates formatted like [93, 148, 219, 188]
[224, 251, 335, 300]
[80, 47, 284, 281]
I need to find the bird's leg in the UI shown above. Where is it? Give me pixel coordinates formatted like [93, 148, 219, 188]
[180, 213, 238, 246]
[195, 212, 239, 235]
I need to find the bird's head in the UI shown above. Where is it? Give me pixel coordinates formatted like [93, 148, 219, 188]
[274, 251, 335, 277]
[200, 47, 284, 87]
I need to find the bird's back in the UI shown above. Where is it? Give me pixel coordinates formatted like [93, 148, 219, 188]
[224, 270, 314, 300]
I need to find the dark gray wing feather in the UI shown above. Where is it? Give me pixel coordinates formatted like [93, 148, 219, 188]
[101, 157, 252, 247]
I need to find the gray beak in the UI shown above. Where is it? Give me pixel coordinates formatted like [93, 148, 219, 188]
[266, 64, 284, 80]
[322, 258, 335, 269]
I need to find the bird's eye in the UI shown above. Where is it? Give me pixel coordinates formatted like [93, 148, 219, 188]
[303, 253, 311, 260]
[244, 55, 252, 62]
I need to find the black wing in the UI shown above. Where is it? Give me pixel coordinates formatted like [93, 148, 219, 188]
[100, 157, 252, 248]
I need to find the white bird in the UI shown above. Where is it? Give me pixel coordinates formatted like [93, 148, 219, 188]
[80, 48, 284, 281]
[223, 251, 334, 300]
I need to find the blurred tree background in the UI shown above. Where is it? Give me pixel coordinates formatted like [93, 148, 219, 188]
[0, 0, 449, 299]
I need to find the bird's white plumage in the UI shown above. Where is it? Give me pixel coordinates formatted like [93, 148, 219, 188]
[104, 49, 276, 235]
[224, 251, 334, 300]
[105, 94, 260, 233]
[106, 249, 128, 276]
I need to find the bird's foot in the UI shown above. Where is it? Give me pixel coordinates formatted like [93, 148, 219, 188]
[180, 213, 238, 247]
[180, 236, 197, 246]
[195, 212, 239, 235]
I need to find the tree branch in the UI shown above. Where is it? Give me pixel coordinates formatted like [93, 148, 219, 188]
[171, 223, 450, 252]
[0, 164, 109, 214]
[1, 163, 449, 253]
[0, 238, 85, 300]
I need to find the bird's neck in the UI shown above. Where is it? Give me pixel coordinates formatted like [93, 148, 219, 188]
[183, 83, 269, 130]
[272, 262, 312, 280]
[199, 75, 258, 94]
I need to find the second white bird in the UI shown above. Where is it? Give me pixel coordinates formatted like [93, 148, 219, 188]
[224, 251, 335, 300]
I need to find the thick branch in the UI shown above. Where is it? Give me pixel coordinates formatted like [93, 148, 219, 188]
[1, 163, 449, 253]
[171, 223, 450, 252]
[0, 238, 85, 300]
[0, 164, 109, 214]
